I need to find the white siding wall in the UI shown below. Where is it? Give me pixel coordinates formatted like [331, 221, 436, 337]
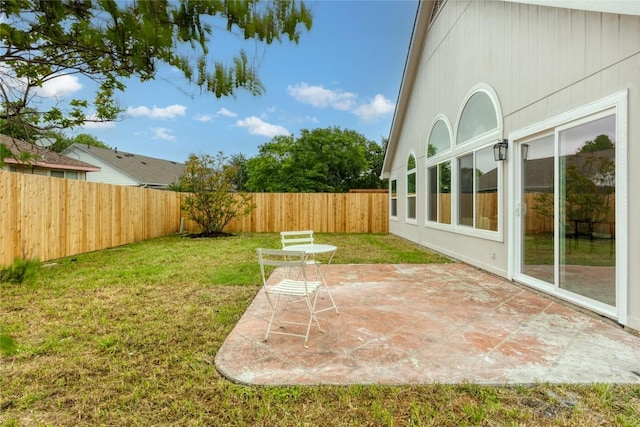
[389, 1, 640, 327]
[64, 147, 139, 186]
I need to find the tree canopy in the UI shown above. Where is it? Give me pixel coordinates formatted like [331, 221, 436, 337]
[0, 0, 312, 136]
[577, 134, 615, 154]
[50, 133, 110, 153]
[245, 127, 386, 192]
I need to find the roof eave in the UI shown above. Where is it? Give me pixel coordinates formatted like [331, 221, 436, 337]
[503, 0, 640, 16]
[381, 0, 639, 181]
[4, 158, 101, 172]
[381, 1, 433, 179]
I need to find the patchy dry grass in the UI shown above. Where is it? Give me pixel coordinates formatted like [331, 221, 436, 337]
[1, 233, 638, 426]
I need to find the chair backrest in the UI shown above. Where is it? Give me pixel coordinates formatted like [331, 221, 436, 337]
[280, 230, 314, 249]
[257, 248, 308, 285]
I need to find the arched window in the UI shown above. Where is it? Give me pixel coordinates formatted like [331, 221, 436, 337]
[428, 119, 451, 157]
[406, 153, 417, 221]
[454, 86, 502, 232]
[426, 118, 452, 224]
[456, 91, 498, 144]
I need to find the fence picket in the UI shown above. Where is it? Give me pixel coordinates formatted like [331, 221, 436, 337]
[0, 171, 390, 265]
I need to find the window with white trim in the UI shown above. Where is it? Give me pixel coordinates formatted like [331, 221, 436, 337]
[426, 118, 452, 224]
[454, 87, 501, 233]
[457, 146, 497, 230]
[8, 167, 82, 179]
[427, 161, 451, 224]
[390, 178, 398, 218]
[456, 91, 498, 145]
[406, 154, 416, 221]
[428, 119, 450, 157]
[50, 170, 80, 180]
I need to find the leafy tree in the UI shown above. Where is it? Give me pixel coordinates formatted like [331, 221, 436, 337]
[246, 134, 297, 192]
[49, 133, 110, 153]
[1, 0, 312, 135]
[0, 117, 60, 166]
[356, 136, 387, 189]
[532, 191, 554, 234]
[577, 134, 615, 154]
[0, 108, 41, 142]
[532, 135, 615, 240]
[0, 124, 108, 167]
[564, 136, 615, 238]
[178, 152, 254, 235]
[245, 127, 385, 192]
[228, 153, 250, 191]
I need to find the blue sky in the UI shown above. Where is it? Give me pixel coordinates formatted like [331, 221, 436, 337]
[71, 1, 418, 163]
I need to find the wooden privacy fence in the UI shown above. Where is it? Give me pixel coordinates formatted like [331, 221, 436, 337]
[222, 192, 389, 233]
[0, 171, 389, 266]
[1, 171, 183, 266]
[426, 192, 614, 235]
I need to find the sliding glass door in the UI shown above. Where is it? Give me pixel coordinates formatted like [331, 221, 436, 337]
[516, 112, 617, 311]
[520, 135, 555, 284]
[557, 115, 616, 305]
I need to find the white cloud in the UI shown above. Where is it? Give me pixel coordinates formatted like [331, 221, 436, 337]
[288, 115, 320, 124]
[127, 104, 186, 119]
[216, 107, 237, 118]
[352, 94, 395, 122]
[151, 127, 175, 141]
[287, 83, 394, 122]
[0, 65, 83, 98]
[194, 108, 237, 122]
[235, 116, 290, 138]
[35, 74, 83, 97]
[194, 113, 215, 122]
[287, 83, 356, 111]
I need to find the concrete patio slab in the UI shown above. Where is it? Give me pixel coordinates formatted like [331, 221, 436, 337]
[215, 264, 640, 385]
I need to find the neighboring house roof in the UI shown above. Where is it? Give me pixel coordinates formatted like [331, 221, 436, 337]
[381, 0, 639, 178]
[62, 143, 185, 188]
[0, 134, 100, 172]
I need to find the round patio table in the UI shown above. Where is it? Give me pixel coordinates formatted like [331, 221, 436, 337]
[284, 243, 337, 256]
[283, 243, 338, 314]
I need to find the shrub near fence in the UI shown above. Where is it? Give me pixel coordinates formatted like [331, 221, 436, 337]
[1, 171, 390, 266]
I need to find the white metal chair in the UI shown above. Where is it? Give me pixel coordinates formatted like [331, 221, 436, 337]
[280, 230, 339, 314]
[257, 248, 322, 348]
[280, 230, 320, 279]
[280, 230, 315, 248]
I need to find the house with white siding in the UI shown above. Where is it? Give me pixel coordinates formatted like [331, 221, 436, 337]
[382, 0, 640, 330]
[62, 143, 185, 189]
[1, 134, 100, 179]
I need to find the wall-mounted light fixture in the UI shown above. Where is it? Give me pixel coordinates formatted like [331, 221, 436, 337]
[493, 139, 508, 161]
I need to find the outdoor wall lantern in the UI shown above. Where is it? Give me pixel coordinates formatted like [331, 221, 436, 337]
[493, 139, 508, 161]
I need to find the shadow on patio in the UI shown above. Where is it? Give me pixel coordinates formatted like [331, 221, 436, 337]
[215, 264, 640, 385]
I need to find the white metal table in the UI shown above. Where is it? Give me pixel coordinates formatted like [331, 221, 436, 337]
[284, 243, 339, 314]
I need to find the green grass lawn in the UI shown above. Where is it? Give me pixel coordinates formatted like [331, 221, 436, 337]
[524, 234, 616, 267]
[1, 233, 638, 426]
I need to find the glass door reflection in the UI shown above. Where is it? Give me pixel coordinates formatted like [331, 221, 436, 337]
[521, 135, 555, 283]
[558, 115, 616, 306]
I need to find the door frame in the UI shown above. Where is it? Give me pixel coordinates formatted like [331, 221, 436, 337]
[507, 90, 628, 324]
